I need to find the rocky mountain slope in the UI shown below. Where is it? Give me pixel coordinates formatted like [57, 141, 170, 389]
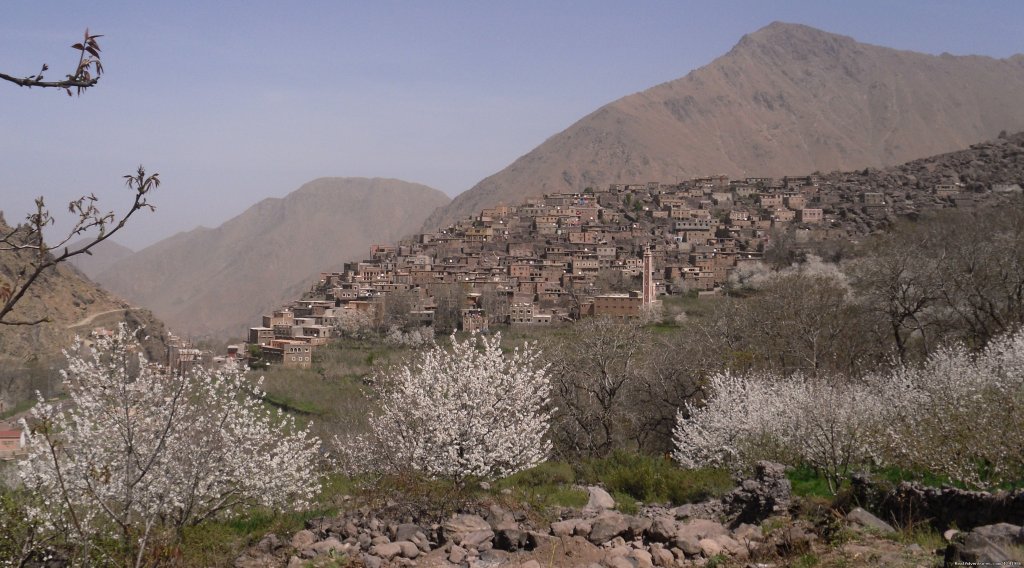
[66, 238, 134, 279]
[95, 178, 450, 338]
[424, 22, 1024, 229]
[0, 217, 168, 404]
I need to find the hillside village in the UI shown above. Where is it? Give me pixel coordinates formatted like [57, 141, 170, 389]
[246, 160, 1019, 368]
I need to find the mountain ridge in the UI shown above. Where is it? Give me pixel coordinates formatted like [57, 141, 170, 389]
[95, 177, 450, 338]
[423, 22, 1024, 230]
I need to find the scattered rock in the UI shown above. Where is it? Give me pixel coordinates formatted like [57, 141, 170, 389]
[647, 516, 677, 542]
[442, 514, 491, 545]
[648, 543, 675, 567]
[310, 537, 347, 555]
[585, 486, 617, 514]
[588, 512, 631, 545]
[461, 528, 495, 549]
[698, 537, 723, 557]
[395, 540, 420, 559]
[722, 461, 791, 525]
[846, 507, 896, 533]
[448, 545, 467, 564]
[946, 523, 1024, 565]
[290, 529, 317, 550]
[369, 542, 402, 560]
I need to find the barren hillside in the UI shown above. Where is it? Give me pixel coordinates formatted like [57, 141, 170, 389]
[96, 178, 450, 338]
[424, 22, 1024, 229]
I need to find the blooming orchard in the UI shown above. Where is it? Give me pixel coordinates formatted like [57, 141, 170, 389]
[344, 333, 553, 480]
[19, 326, 322, 565]
[674, 329, 1024, 490]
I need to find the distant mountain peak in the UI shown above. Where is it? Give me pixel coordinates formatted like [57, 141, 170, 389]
[423, 23, 1024, 230]
[95, 177, 450, 338]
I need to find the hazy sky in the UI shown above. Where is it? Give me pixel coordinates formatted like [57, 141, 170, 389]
[2, 1, 1021, 248]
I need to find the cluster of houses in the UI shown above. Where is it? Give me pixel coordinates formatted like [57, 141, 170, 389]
[249, 173, 965, 368]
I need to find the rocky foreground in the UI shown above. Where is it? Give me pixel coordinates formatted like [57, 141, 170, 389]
[237, 464, 1024, 568]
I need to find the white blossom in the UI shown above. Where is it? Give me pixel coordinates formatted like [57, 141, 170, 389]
[18, 325, 322, 563]
[341, 333, 552, 480]
[673, 328, 1024, 490]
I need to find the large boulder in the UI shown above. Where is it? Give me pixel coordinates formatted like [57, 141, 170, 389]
[721, 461, 791, 524]
[846, 507, 896, 534]
[583, 486, 616, 515]
[588, 512, 631, 545]
[441, 514, 491, 545]
[946, 523, 1024, 565]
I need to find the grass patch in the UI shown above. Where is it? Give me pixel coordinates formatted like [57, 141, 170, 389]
[883, 525, 945, 551]
[495, 462, 587, 512]
[575, 451, 733, 505]
[788, 465, 843, 498]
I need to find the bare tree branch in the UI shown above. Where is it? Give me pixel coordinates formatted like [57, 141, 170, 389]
[0, 166, 160, 325]
[0, 29, 103, 96]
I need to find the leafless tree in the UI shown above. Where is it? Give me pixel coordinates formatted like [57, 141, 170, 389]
[546, 317, 700, 457]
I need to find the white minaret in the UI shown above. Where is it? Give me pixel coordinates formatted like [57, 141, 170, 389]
[642, 245, 656, 305]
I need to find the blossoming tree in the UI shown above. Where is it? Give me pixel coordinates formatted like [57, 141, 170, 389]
[673, 329, 1024, 491]
[345, 333, 552, 480]
[19, 326, 322, 566]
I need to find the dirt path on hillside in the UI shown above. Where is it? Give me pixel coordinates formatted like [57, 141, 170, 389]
[66, 308, 128, 329]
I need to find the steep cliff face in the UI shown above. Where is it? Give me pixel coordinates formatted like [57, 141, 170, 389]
[424, 22, 1024, 229]
[96, 177, 450, 338]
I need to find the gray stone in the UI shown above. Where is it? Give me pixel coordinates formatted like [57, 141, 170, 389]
[361, 554, 383, 568]
[448, 545, 467, 564]
[721, 461, 791, 524]
[698, 538, 722, 557]
[731, 523, 764, 543]
[647, 517, 677, 542]
[649, 543, 675, 567]
[946, 523, 1024, 565]
[628, 516, 653, 538]
[589, 512, 630, 545]
[494, 527, 530, 551]
[357, 532, 372, 550]
[393, 523, 423, 543]
[672, 534, 702, 557]
[461, 529, 495, 549]
[630, 548, 654, 568]
[972, 522, 1024, 546]
[310, 537, 347, 555]
[369, 542, 402, 560]
[675, 519, 728, 542]
[604, 555, 635, 568]
[551, 519, 577, 537]
[442, 514, 491, 545]
[290, 529, 317, 550]
[606, 544, 630, 557]
[478, 548, 509, 564]
[712, 534, 746, 558]
[286, 557, 303, 568]
[396, 540, 420, 559]
[585, 486, 617, 513]
[846, 507, 895, 533]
